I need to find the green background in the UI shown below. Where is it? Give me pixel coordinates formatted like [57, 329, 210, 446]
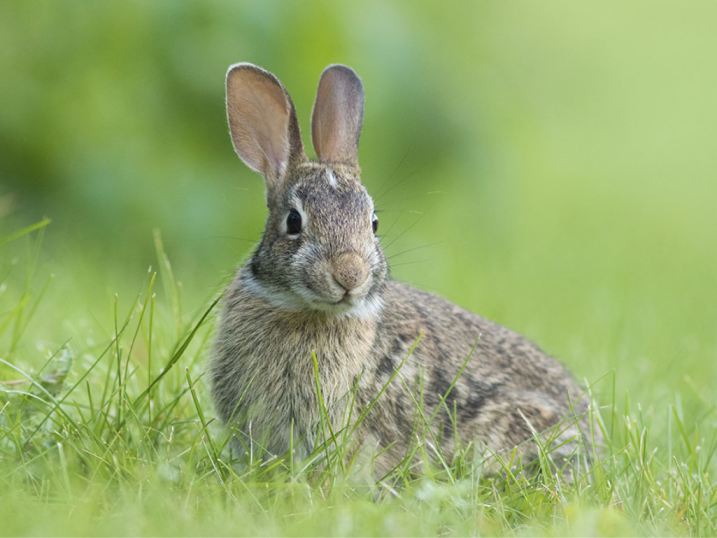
[2, 1, 716, 425]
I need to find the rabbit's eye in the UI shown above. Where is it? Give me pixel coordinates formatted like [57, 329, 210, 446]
[286, 209, 302, 235]
[372, 213, 379, 234]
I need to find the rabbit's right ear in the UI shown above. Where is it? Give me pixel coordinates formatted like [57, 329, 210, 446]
[311, 65, 364, 166]
[226, 63, 305, 196]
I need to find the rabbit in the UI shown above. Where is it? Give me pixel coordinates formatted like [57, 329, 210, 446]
[211, 63, 600, 477]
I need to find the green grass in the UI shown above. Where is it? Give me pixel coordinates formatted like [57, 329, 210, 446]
[1, 222, 717, 537]
[3, 2, 717, 535]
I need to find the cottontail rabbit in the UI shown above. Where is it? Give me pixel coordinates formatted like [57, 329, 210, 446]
[212, 63, 599, 476]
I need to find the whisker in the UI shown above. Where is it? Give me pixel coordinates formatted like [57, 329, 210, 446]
[390, 257, 436, 268]
[379, 211, 406, 241]
[374, 162, 426, 203]
[379, 191, 447, 208]
[381, 200, 437, 252]
[386, 241, 446, 260]
[372, 150, 411, 200]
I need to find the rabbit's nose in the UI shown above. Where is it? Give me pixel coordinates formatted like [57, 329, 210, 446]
[332, 252, 368, 292]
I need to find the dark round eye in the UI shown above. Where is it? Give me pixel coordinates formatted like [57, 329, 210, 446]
[372, 213, 379, 234]
[286, 209, 302, 235]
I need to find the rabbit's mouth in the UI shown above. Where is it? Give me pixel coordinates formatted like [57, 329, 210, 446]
[332, 294, 357, 307]
[296, 269, 374, 310]
[295, 280, 378, 317]
[316, 292, 384, 320]
[308, 290, 363, 311]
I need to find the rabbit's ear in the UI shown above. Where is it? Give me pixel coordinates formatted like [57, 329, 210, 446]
[311, 65, 364, 166]
[226, 63, 305, 194]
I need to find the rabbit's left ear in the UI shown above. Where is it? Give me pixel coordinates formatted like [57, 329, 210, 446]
[311, 65, 364, 166]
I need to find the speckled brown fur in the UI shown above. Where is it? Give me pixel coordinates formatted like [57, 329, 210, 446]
[211, 63, 600, 477]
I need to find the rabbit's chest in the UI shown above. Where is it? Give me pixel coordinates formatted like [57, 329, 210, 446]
[212, 290, 376, 454]
[251, 341, 354, 425]
[239, 321, 370, 414]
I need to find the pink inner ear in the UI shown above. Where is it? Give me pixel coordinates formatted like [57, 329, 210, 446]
[256, 129, 286, 177]
[227, 67, 292, 181]
[311, 66, 363, 166]
[314, 98, 343, 160]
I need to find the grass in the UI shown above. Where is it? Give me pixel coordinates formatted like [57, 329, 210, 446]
[1, 221, 717, 537]
[2, 2, 717, 535]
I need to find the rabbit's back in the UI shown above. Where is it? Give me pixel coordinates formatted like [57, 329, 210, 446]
[359, 281, 593, 471]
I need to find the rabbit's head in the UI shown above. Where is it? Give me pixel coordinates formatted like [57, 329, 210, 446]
[226, 63, 387, 318]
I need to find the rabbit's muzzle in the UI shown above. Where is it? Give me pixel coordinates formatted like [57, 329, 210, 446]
[331, 251, 369, 294]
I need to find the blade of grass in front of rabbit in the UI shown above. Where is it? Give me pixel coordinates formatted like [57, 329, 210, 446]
[133, 293, 222, 406]
[147, 292, 156, 422]
[216, 369, 260, 454]
[154, 229, 182, 340]
[394, 367, 454, 484]
[121, 270, 157, 426]
[351, 333, 423, 436]
[9, 223, 46, 357]
[312, 350, 345, 476]
[185, 368, 224, 482]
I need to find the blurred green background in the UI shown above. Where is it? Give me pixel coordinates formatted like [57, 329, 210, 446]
[1, 1, 716, 418]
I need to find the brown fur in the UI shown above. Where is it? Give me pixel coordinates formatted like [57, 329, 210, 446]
[212, 63, 600, 477]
